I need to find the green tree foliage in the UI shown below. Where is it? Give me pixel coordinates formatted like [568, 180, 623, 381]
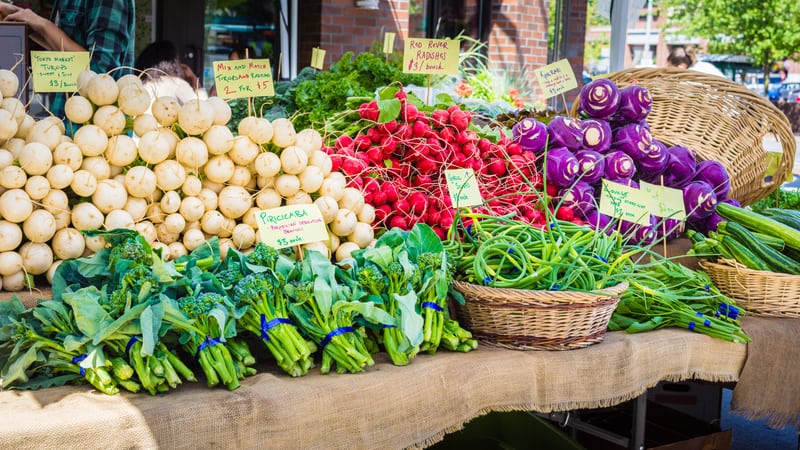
[663, 0, 800, 92]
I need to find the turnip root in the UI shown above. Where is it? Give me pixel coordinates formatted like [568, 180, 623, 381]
[0, 69, 20, 98]
[0, 189, 33, 223]
[133, 113, 159, 136]
[154, 159, 187, 191]
[175, 136, 209, 169]
[92, 179, 128, 214]
[24, 175, 50, 200]
[19, 241, 54, 276]
[86, 73, 119, 106]
[178, 99, 215, 136]
[81, 156, 111, 181]
[229, 135, 260, 165]
[18, 142, 53, 176]
[105, 134, 138, 167]
[93, 105, 127, 136]
[51, 227, 86, 260]
[0, 251, 23, 276]
[0, 221, 23, 252]
[104, 209, 135, 230]
[206, 97, 232, 125]
[202, 124, 234, 155]
[217, 185, 252, 219]
[71, 202, 105, 230]
[271, 118, 296, 148]
[53, 142, 83, 171]
[0, 166, 27, 189]
[124, 165, 157, 198]
[73, 124, 109, 157]
[152, 96, 181, 126]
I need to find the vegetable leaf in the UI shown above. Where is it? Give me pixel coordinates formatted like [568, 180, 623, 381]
[62, 287, 113, 338]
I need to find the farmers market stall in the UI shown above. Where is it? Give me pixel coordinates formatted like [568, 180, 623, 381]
[0, 324, 750, 450]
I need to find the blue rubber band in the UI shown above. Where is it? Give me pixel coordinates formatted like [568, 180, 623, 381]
[422, 301, 444, 312]
[466, 224, 473, 234]
[125, 336, 139, 358]
[551, 285, 560, 291]
[72, 354, 88, 376]
[382, 324, 397, 329]
[594, 255, 608, 263]
[508, 247, 515, 254]
[688, 322, 696, 331]
[320, 326, 354, 349]
[704, 284, 710, 292]
[194, 336, 222, 361]
[696, 312, 704, 317]
[260, 315, 292, 341]
[704, 319, 711, 327]
[483, 276, 493, 285]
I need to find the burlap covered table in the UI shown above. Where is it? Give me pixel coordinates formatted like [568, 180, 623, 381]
[0, 327, 746, 450]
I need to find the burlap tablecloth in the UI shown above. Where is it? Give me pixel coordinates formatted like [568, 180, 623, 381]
[0, 327, 746, 450]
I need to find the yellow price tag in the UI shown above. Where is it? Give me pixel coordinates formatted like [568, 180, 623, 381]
[534, 59, 578, 99]
[247, 59, 275, 97]
[213, 59, 254, 99]
[311, 48, 326, 70]
[256, 204, 329, 250]
[599, 180, 651, 225]
[402, 38, 459, 75]
[383, 32, 396, 54]
[640, 181, 686, 220]
[30, 51, 90, 93]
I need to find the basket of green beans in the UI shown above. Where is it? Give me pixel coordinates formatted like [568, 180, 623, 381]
[445, 213, 633, 351]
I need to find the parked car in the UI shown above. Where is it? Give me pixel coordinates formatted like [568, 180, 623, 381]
[768, 82, 800, 102]
[784, 87, 800, 104]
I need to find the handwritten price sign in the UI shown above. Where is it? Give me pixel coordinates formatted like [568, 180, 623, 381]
[640, 181, 686, 220]
[599, 180, 651, 225]
[534, 59, 578, 99]
[256, 204, 329, 249]
[444, 169, 484, 208]
[30, 51, 90, 93]
[213, 58, 274, 99]
[402, 38, 459, 75]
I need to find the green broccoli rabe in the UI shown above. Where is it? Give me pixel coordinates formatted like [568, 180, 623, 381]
[215, 267, 244, 291]
[357, 265, 385, 296]
[233, 272, 314, 377]
[175, 292, 240, 389]
[246, 242, 279, 269]
[108, 236, 153, 269]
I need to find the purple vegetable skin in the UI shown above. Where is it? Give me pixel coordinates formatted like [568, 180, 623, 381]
[545, 147, 580, 187]
[579, 78, 621, 120]
[547, 116, 583, 151]
[511, 117, 548, 153]
[616, 85, 653, 122]
[683, 180, 718, 219]
[575, 149, 605, 184]
[580, 119, 612, 153]
[693, 160, 731, 199]
[604, 150, 637, 180]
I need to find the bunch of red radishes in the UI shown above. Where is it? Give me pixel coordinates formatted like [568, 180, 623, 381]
[323, 90, 580, 238]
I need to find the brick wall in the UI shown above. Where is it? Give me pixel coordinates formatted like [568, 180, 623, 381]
[299, 0, 410, 69]
[487, 0, 551, 103]
[301, 0, 584, 108]
[564, 0, 587, 105]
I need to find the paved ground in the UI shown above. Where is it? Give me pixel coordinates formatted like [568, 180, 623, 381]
[721, 388, 798, 450]
[721, 134, 800, 450]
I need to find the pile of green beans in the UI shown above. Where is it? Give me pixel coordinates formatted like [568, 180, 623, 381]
[444, 213, 634, 291]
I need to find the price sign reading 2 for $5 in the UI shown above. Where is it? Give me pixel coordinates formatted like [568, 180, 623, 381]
[213, 58, 275, 99]
[256, 204, 329, 250]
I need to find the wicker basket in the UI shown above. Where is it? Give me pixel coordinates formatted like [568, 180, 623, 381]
[452, 281, 629, 351]
[698, 259, 800, 318]
[574, 67, 796, 206]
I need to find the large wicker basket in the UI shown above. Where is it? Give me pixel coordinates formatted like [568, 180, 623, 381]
[698, 259, 800, 318]
[575, 67, 796, 206]
[452, 281, 629, 351]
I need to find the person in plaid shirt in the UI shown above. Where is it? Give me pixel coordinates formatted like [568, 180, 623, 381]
[0, 0, 135, 118]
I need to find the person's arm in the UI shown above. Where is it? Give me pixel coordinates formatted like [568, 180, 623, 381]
[0, 5, 85, 52]
[83, 0, 134, 74]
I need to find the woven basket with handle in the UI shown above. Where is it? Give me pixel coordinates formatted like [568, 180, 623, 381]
[699, 259, 800, 318]
[573, 67, 796, 206]
[452, 281, 629, 351]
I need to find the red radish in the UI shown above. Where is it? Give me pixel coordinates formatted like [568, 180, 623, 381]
[409, 192, 428, 215]
[336, 135, 353, 149]
[367, 127, 383, 143]
[486, 158, 507, 177]
[395, 199, 412, 215]
[545, 184, 559, 197]
[330, 154, 343, 172]
[417, 158, 437, 175]
[427, 209, 442, 226]
[439, 214, 453, 230]
[395, 123, 413, 141]
[438, 127, 455, 144]
[556, 207, 575, 221]
[375, 204, 392, 222]
[379, 120, 398, 135]
[477, 137, 492, 153]
[462, 142, 478, 158]
[380, 136, 398, 155]
[358, 101, 379, 121]
[389, 215, 408, 229]
[341, 157, 366, 176]
[449, 109, 470, 132]
[371, 190, 387, 206]
[431, 109, 449, 127]
[433, 226, 446, 240]
[363, 177, 380, 193]
[402, 103, 419, 123]
[354, 134, 372, 151]
[394, 90, 408, 102]
[365, 146, 383, 163]
[412, 120, 431, 138]
[383, 183, 399, 203]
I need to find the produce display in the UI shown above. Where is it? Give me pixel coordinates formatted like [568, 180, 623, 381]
[0, 50, 776, 399]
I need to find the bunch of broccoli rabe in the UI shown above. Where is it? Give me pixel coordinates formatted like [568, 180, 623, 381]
[0, 224, 476, 395]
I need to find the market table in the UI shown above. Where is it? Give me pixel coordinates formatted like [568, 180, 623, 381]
[0, 322, 756, 450]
